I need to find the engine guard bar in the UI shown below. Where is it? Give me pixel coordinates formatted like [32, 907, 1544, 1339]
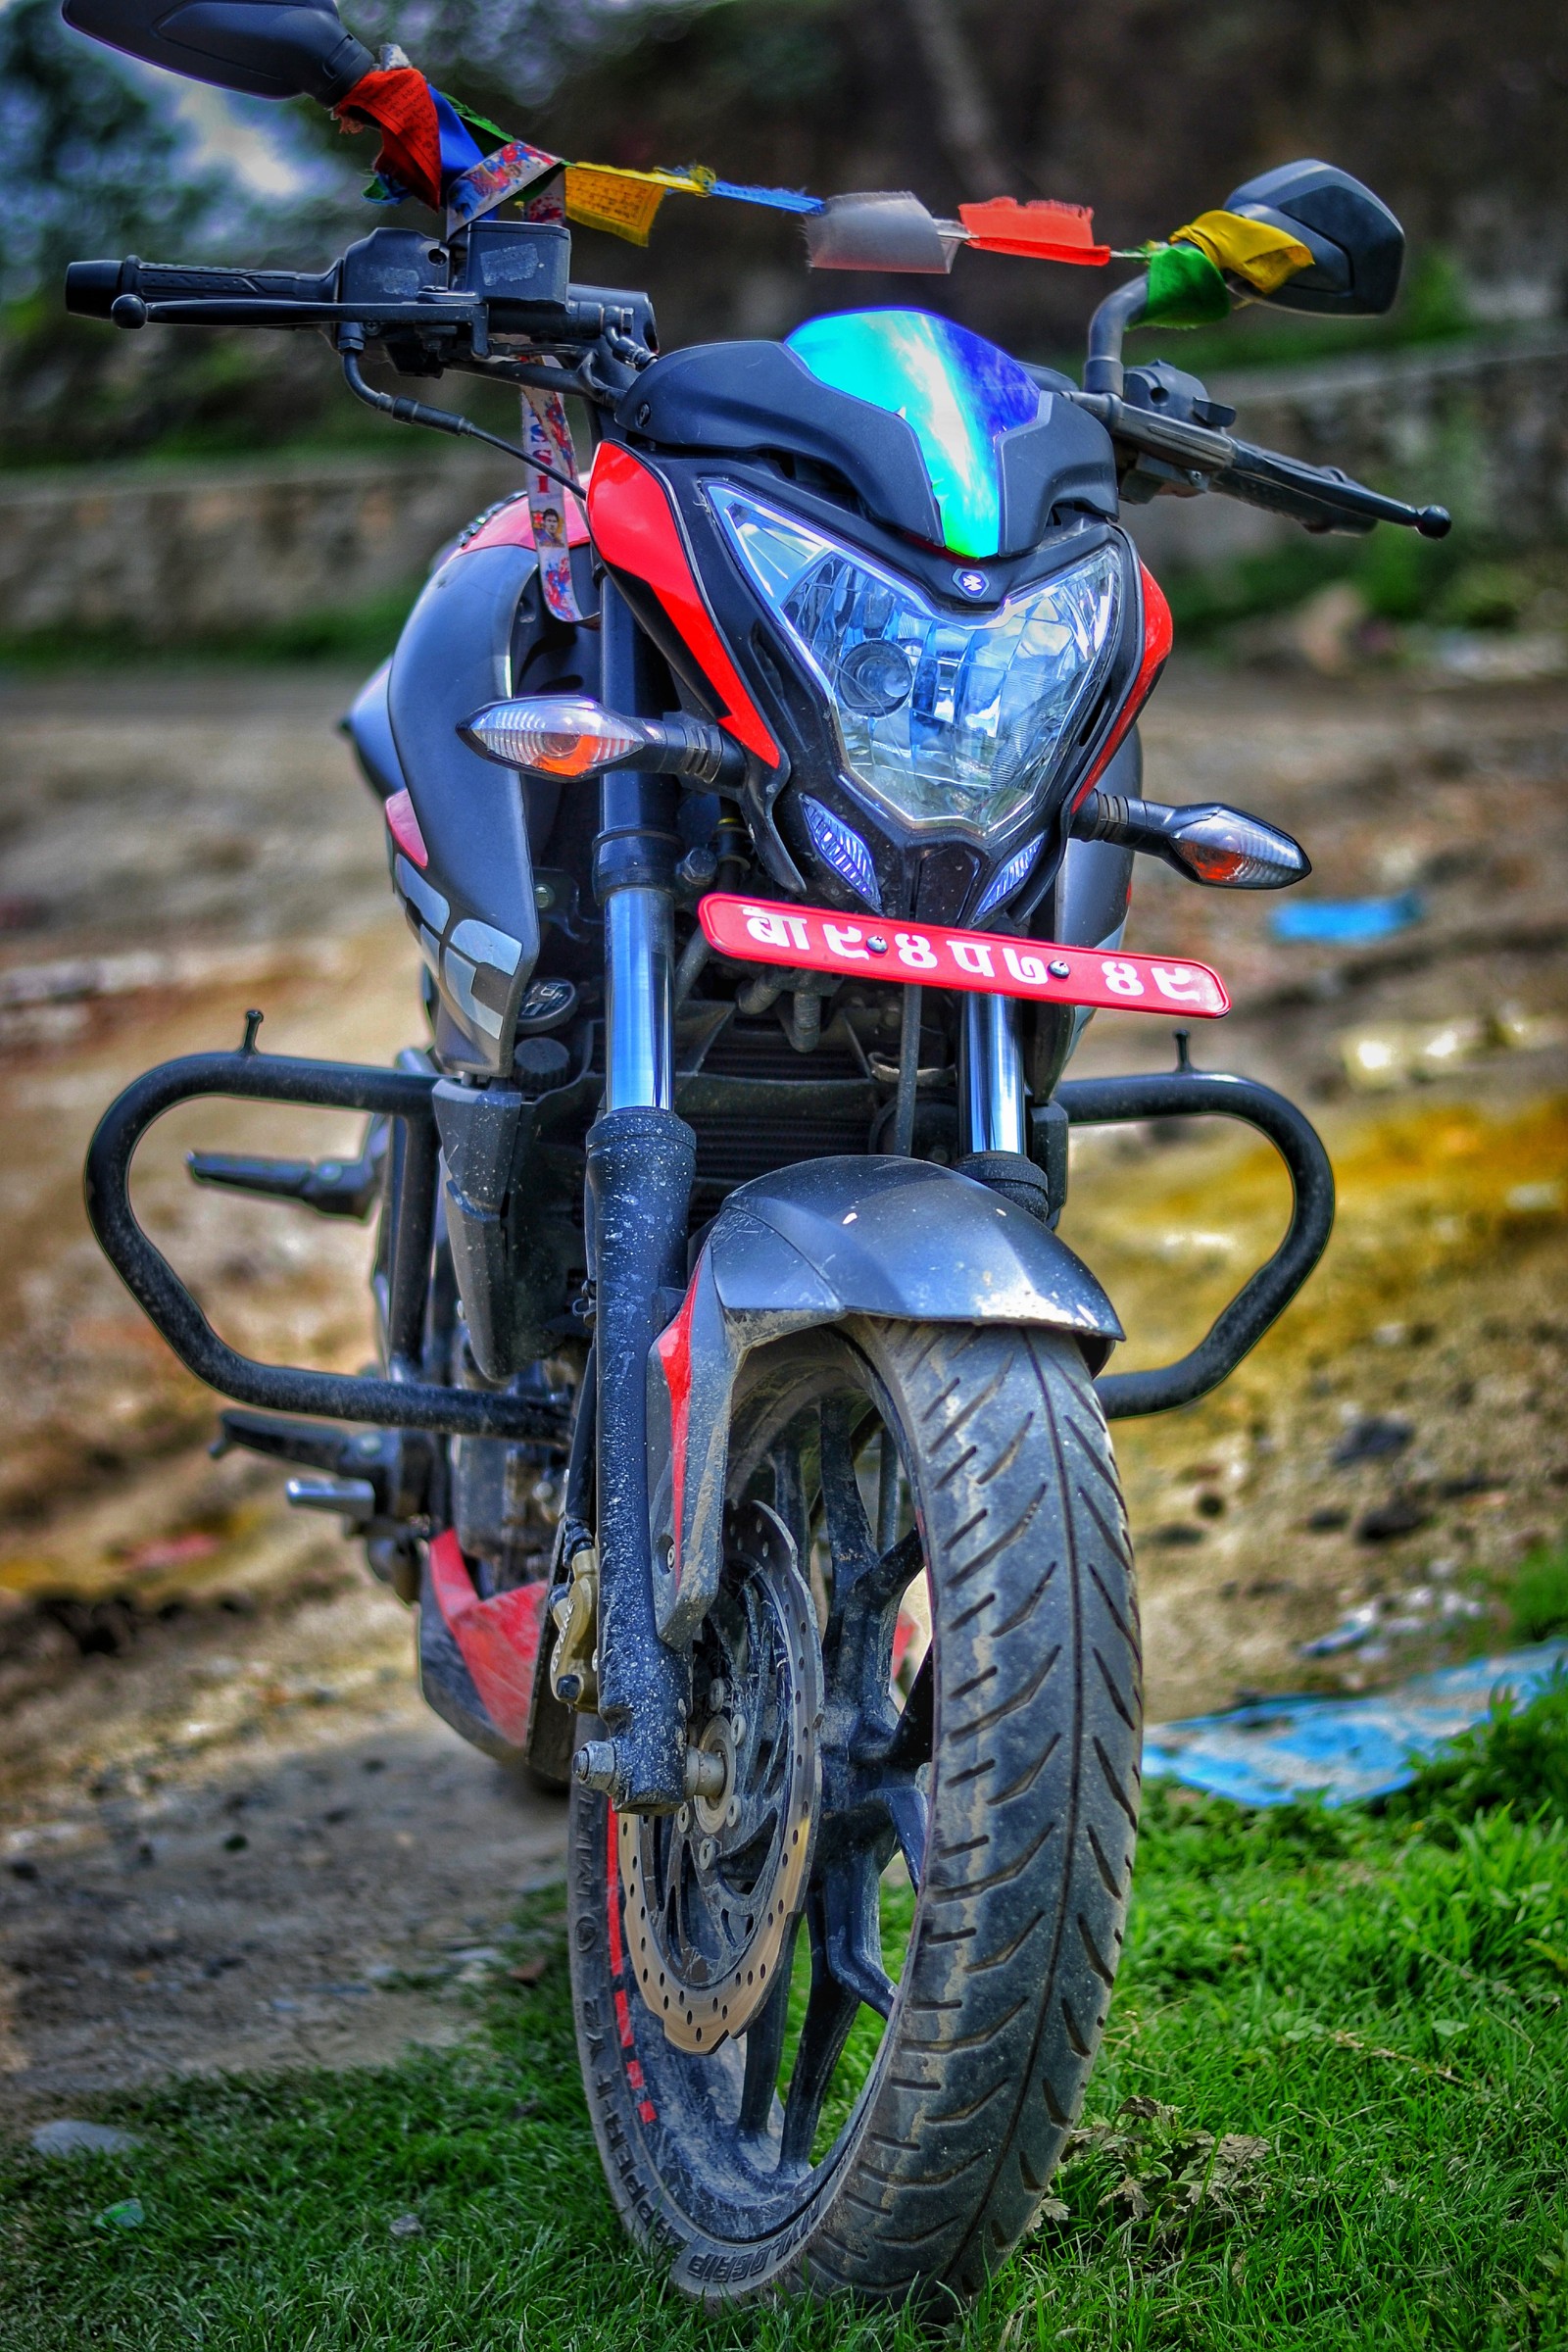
[1056, 1062, 1336, 1420]
[82, 1042, 565, 1442]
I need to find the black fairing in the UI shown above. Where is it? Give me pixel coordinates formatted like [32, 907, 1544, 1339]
[61, 0, 373, 102]
[387, 545, 545, 1075]
[344, 660, 405, 803]
[616, 340, 1117, 558]
[600, 448, 1142, 924]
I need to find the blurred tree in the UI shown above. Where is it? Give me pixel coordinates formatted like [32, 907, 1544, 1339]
[6, 0, 1564, 463]
[0, 0, 228, 306]
[0, 0, 371, 465]
[442, 0, 1568, 357]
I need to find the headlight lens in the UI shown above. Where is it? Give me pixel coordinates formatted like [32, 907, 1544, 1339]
[710, 485, 1120, 839]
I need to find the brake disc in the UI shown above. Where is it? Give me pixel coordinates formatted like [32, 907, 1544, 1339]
[619, 1498, 822, 2054]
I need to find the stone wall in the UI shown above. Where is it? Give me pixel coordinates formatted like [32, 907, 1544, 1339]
[1, 328, 1566, 641]
[0, 446, 517, 644]
[1127, 323, 1568, 577]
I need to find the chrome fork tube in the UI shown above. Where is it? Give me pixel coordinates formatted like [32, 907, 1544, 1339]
[605, 886, 674, 1112]
[960, 994, 1028, 1156]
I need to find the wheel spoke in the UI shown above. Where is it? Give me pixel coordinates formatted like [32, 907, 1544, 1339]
[880, 1780, 928, 1886]
[780, 1893, 860, 2171]
[864, 1525, 924, 1615]
[771, 1437, 810, 1568]
[818, 1398, 878, 1589]
[885, 1646, 934, 1771]
[876, 1428, 900, 1551]
[820, 1845, 895, 2018]
[737, 1914, 798, 2141]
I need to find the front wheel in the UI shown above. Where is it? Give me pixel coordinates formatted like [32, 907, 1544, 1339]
[568, 1318, 1141, 2307]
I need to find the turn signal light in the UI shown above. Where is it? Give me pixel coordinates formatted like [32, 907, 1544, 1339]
[1073, 792, 1309, 890]
[461, 696, 745, 787]
[462, 698, 646, 777]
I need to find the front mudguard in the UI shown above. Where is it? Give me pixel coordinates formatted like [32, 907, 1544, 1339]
[645, 1154, 1122, 1645]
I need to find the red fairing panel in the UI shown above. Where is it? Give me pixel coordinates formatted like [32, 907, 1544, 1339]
[426, 1529, 549, 1749]
[1071, 559, 1173, 810]
[454, 490, 591, 554]
[586, 443, 781, 767]
[699, 892, 1229, 1017]
[653, 1273, 698, 1578]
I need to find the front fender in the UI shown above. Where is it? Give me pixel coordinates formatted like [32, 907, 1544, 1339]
[647, 1155, 1121, 1645]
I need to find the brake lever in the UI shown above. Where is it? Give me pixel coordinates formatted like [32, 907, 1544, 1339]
[1065, 386, 1450, 539]
[1215, 439, 1451, 539]
[108, 292, 486, 334]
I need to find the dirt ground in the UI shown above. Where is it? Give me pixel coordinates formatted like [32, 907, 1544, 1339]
[1, 656, 1565, 2118]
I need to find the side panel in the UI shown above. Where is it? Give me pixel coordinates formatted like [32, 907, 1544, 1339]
[387, 542, 542, 1073]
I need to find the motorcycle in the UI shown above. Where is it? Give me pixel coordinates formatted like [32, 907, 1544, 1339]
[63, 0, 1447, 2307]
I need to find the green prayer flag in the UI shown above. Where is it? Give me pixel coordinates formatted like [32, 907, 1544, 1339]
[1141, 241, 1231, 327]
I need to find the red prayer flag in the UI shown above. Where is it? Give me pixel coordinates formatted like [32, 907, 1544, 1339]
[958, 198, 1110, 266]
[333, 67, 444, 211]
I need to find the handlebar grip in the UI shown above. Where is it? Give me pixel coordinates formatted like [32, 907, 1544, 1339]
[65, 257, 336, 318]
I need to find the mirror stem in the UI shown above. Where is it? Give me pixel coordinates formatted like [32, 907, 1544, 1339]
[1083, 271, 1149, 398]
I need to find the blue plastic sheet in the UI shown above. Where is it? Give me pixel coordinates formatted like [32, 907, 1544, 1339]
[1268, 889, 1425, 945]
[1144, 1642, 1568, 1809]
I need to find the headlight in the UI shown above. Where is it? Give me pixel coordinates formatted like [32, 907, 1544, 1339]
[710, 484, 1120, 841]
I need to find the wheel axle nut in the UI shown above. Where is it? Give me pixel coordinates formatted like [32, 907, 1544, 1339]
[684, 1744, 727, 1801]
[572, 1740, 620, 1794]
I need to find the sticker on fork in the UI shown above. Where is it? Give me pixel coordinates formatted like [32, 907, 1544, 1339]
[698, 894, 1229, 1017]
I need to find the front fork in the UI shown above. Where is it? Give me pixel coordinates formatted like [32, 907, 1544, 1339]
[586, 590, 1030, 1806]
[960, 995, 1028, 1156]
[579, 583, 695, 1812]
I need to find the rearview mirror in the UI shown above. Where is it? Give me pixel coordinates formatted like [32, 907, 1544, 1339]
[1223, 160, 1403, 316]
[60, 0, 374, 104]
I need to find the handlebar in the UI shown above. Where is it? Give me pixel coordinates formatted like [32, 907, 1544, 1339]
[66, 244, 1451, 540]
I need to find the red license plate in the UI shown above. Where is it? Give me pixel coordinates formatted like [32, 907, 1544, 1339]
[698, 894, 1229, 1018]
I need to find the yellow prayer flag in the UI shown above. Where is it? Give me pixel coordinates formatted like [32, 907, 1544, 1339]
[1170, 209, 1314, 295]
[564, 163, 713, 246]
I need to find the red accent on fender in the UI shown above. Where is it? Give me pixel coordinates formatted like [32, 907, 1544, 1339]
[586, 444, 781, 768]
[607, 1820, 625, 1982]
[654, 1273, 701, 1579]
[426, 1530, 548, 1748]
[384, 788, 428, 868]
[456, 491, 591, 556]
[606, 1803, 624, 1977]
[699, 892, 1229, 1017]
[1070, 560, 1173, 812]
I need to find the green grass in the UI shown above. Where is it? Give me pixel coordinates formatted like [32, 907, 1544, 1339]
[9, 1733, 1568, 2348]
[1510, 1541, 1568, 1647]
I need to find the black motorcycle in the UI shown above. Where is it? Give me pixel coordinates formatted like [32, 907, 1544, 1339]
[65, 0, 1447, 2307]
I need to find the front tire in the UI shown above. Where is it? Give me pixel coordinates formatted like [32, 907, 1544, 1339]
[568, 1318, 1141, 2306]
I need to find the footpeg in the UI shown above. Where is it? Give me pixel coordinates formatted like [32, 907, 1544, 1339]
[186, 1135, 382, 1218]
[285, 1475, 378, 1523]
[215, 1408, 432, 1526]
